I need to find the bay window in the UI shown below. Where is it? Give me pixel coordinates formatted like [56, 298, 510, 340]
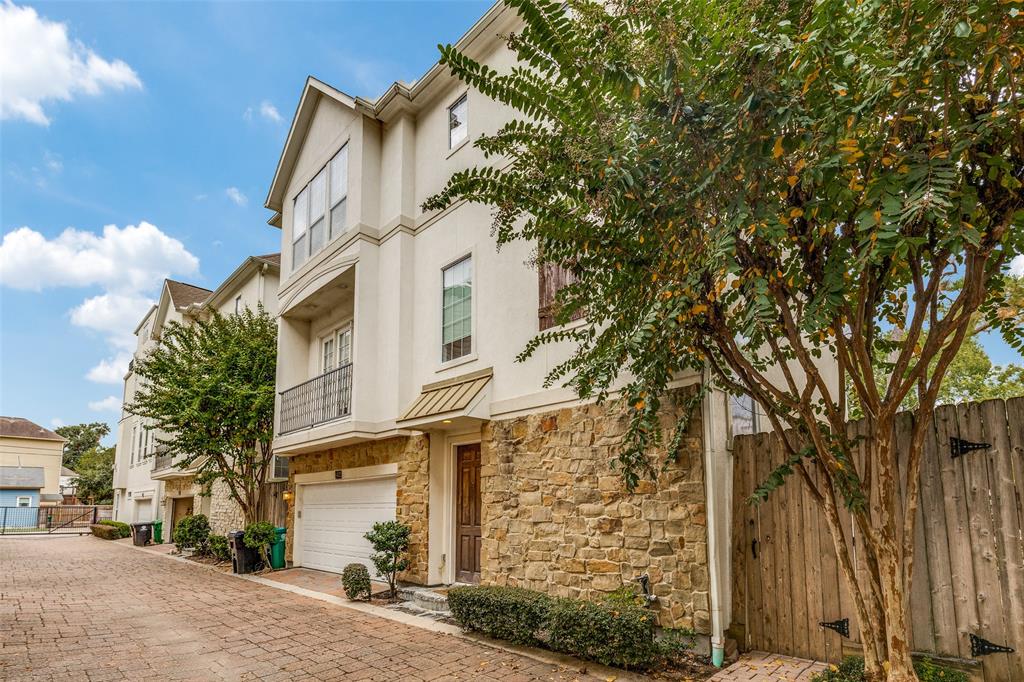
[291, 144, 348, 271]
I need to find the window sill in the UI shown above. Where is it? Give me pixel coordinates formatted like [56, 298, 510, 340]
[446, 136, 471, 160]
[436, 352, 478, 374]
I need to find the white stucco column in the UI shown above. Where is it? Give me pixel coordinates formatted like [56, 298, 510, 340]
[702, 382, 733, 666]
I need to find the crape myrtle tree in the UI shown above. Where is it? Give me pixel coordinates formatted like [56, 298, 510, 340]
[129, 307, 277, 526]
[424, 1, 1023, 680]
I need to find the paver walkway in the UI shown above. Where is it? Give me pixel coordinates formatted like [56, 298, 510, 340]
[0, 537, 602, 681]
[709, 652, 827, 681]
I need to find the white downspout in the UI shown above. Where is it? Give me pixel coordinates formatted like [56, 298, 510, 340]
[701, 374, 732, 666]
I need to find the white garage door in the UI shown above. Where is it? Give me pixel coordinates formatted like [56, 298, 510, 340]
[134, 498, 153, 523]
[298, 477, 397, 576]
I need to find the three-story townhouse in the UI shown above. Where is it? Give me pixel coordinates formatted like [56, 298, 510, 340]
[263, 1, 838, 659]
[113, 254, 283, 541]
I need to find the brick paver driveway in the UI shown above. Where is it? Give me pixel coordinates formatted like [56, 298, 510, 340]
[0, 537, 599, 681]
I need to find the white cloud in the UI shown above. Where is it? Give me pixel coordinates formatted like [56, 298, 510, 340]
[0, 1, 142, 125]
[259, 100, 282, 123]
[88, 396, 122, 412]
[86, 355, 132, 384]
[225, 187, 248, 207]
[0, 221, 199, 383]
[50, 417, 65, 428]
[244, 100, 283, 124]
[0, 222, 198, 293]
[1010, 255, 1024, 278]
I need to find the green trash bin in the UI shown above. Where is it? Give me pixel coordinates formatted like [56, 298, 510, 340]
[270, 527, 287, 569]
[152, 520, 164, 544]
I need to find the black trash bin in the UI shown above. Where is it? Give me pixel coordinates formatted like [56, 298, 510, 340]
[228, 530, 261, 574]
[130, 522, 152, 546]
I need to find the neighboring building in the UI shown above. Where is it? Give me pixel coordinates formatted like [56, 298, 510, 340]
[112, 255, 281, 540]
[0, 417, 66, 508]
[59, 466, 80, 503]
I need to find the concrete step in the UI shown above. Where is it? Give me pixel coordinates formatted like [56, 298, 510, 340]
[397, 586, 450, 613]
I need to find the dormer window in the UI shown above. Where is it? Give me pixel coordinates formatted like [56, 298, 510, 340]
[291, 144, 349, 272]
[449, 94, 468, 149]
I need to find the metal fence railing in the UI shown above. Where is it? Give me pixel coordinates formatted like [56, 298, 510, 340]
[0, 505, 110, 535]
[279, 363, 353, 434]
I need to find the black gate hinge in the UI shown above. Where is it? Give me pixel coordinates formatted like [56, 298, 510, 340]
[950, 437, 990, 459]
[971, 634, 1015, 657]
[820, 618, 850, 638]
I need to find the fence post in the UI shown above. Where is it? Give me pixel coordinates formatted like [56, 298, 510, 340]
[1, 507, 6, 535]
[92, 506, 98, 524]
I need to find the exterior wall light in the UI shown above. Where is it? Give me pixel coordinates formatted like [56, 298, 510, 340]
[282, 490, 294, 502]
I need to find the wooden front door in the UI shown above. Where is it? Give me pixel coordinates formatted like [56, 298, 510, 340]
[172, 497, 194, 534]
[455, 443, 482, 583]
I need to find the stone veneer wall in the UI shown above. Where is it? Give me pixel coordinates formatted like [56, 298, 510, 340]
[480, 386, 710, 631]
[284, 435, 430, 584]
[161, 477, 243, 536]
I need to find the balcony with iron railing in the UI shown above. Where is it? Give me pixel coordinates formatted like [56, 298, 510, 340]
[279, 363, 353, 435]
[150, 447, 202, 480]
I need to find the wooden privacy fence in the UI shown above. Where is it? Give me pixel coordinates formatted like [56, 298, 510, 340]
[730, 398, 1024, 681]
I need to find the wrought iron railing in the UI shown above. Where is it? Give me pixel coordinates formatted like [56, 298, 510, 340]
[279, 363, 353, 434]
[152, 451, 174, 472]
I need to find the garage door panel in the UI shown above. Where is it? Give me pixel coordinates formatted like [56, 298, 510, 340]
[298, 477, 396, 577]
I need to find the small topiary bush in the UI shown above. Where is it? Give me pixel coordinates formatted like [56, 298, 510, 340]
[90, 524, 120, 540]
[208, 534, 230, 562]
[547, 597, 659, 669]
[364, 520, 411, 598]
[811, 656, 968, 682]
[173, 514, 211, 554]
[448, 586, 554, 646]
[98, 520, 131, 538]
[342, 563, 372, 601]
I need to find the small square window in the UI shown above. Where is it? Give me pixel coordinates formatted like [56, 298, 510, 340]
[730, 394, 759, 437]
[448, 94, 468, 149]
[16, 496, 31, 507]
[273, 455, 289, 481]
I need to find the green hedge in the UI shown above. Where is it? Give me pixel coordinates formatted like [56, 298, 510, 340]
[90, 524, 120, 540]
[811, 656, 968, 682]
[97, 519, 131, 539]
[547, 597, 658, 668]
[448, 586, 553, 646]
[447, 585, 687, 669]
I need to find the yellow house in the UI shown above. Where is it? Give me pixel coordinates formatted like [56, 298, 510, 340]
[0, 417, 65, 507]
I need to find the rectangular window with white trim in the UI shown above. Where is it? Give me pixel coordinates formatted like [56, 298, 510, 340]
[442, 256, 472, 362]
[16, 496, 31, 507]
[271, 455, 289, 481]
[449, 94, 468, 149]
[291, 144, 348, 271]
[321, 324, 352, 372]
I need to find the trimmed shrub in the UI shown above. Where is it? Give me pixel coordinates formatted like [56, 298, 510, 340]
[547, 597, 659, 669]
[364, 520, 411, 598]
[811, 656, 968, 682]
[448, 586, 554, 646]
[90, 523, 120, 540]
[98, 519, 131, 538]
[209, 534, 230, 562]
[173, 514, 211, 553]
[342, 563, 372, 601]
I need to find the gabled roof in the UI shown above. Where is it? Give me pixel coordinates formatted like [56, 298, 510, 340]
[0, 417, 64, 442]
[166, 280, 213, 310]
[197, 253, 281, 312]
[264, 1, 517, 218]
[61, 466, 79, 477]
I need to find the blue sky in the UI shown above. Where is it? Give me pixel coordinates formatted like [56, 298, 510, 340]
[0, 0, 488, 441]
[1, 0, 1021, 445]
